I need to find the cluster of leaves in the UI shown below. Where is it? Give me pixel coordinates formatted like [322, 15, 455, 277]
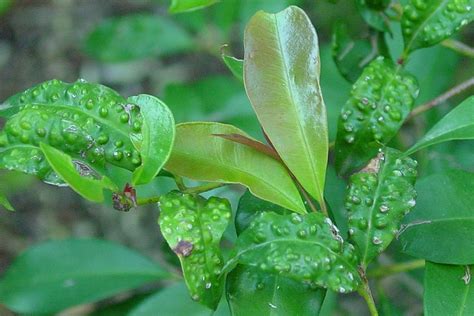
[0, 0, 474, 315]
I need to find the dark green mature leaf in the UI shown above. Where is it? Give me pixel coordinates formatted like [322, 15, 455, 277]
[84, 14, 192, 62]
[0, 79, 143, 184]
[0, 239, 169, 314]
[128, 94, 175, 186]
[159, 192, 231, 310]
[164, 122, 306, 214]
[406, 96, 474, 155]
[332, 23, 374, 83]
[244, 6, 328, 205]
[365, 0, 390, 10]
[226, 265, 326, 316]
[399, 169, 474, 264]
[40, 143, 118, 202]
[424, 262, 474, 315]
[335, 57, 419, 175]
[356, 0, 391, 32]
[402, 0, 474, 54]
[169, 0, 219, 13]
[221, 51, 243, 83]
[0, 0, 12, 16]
[0, 192, 13, 211]
[227, 212, 361, 293]
[345, 148, 417, 268]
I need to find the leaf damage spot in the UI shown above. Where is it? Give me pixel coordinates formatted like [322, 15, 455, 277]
[173, 240, 194, 257]
[396, 220, 432, 239]
[360, 152, 384, 174]
[462, 266, 471, 285]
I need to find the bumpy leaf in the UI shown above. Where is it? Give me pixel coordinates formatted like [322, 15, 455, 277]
[169, 0, 219, 13]
[345, 148, 417, 268]
[335, 57, 419, 175]
[406, 96, 474, 155]
[159, 192, 231, 310]
[399, 169, 474, 264]
[424, 262, 474, 315]
[402, 0, 474, 54]
[128, 94, 175, 186]
[0, 192, 13, 211]
[40, 143, 118, 202]
[226, 265, 326, 316]
[244, 6, 328, 205]
[227, 212, 361, 293]
[84, 14, 192, 62]
[164, 122, 306, 214]
[0, 79, 143, 184]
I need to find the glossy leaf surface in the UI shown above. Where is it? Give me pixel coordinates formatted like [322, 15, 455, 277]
[424, 262, 474, 315]
[0, 239, 169, 314]
[84, 14, 192, 62]
[345, 148, 417, 268]
[40, 143, 118, 202]
[228, 212, 361, 293]
[335, 57, 419, 175]
[169, 0, 219, 13]
[128, 94, 175, 186]
[406, 96, 474, 155]
[399, 169, 474, 264]
[159, 192, 231, 309]
[226, 265, 326, 316]
[402, 0, 474, 54]
[244, 6, 328, 204]
[0, 79, 143, 184]
[164, 122, 305, 214]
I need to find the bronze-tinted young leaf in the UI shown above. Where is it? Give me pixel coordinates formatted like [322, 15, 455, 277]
[164, 122, 306, 214]
[402, 0, 474, 54]
[227, 212, 361, 293]
[335, 57, 419, 175]
[244, 6, 328, 205]
[0, 79, 143, 184]
[345, 148, 417, 268]
[158, 192, 231, 310]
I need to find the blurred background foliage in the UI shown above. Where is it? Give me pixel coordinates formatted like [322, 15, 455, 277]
[0, 0, 472, 315]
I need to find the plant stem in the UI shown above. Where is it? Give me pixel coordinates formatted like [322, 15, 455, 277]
[408, 77, 474, 119]
[367, 259, 425, 278]
[441, 39, 474, 59]
[173, 175, 187, 191]
[358, 269, 379, 316]
[182, 182, 225, 194]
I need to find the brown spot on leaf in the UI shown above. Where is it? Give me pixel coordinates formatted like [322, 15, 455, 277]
[173, 240, 194, 257]
[360, 152, 384, 173]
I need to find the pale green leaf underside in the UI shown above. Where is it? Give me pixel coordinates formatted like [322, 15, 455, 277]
[169, 0, 219, 13]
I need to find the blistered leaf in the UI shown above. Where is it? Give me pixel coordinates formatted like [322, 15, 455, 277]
[0, 79, 143, 184]
[424, 262, 474, 315]
[345, 148, 417, 268]
[335, 57, 419, 175]
[227, 212, 361, 293]
[399, 169, 474, 265]
[128, 94, 175, 186]
[244, 6, 328, 204]
[0, 239, 169, 314]
[0, 192, 13, 211]
[406, 96, 474, 155]
[169, 0, 219, 13]
[164, 122, 306, 214]
[402, 0, 474, 54]
[159, 192, 231, 309]
[84, 14, 192, 62]
[226, 265, 326, 316]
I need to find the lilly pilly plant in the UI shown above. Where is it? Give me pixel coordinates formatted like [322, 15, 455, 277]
[1, 2, 474, 315]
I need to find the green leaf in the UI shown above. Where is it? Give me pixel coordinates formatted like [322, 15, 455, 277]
[406, 96, 474, 155]
[424, 262, 474, 315]
[356, 0, 391, 32]
[226, 265, 326, 316]
[84, 14, 192, 62]
[164, 122, 306, 214]
[0, 79, 144, 184]
[0, 191, 13, 211]
[335, 57, 419, 175]
[227, 212, 361, 293]
[221, 51, 243, 83]
[345, 148, 417, 268]
[158, 192, 231, 310]
[129, 282, 216, 316]
[40, 143, 118, 202]
[128, 94, 175, 186]
[365, 0, 390, 10]
[399, 169, 474, 265]
[402, 0, 474, 54]
[169, 0, 219, 13]
[0, 0, 12, 16]
[244, 6, 328, 204]
[331, 22, 374, 83]
[0, 239, 170, 314]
